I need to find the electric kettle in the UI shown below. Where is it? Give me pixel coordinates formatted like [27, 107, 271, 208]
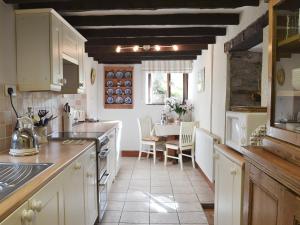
[10, 116, 39, 156]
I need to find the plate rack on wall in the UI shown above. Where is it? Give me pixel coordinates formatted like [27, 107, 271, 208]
[104, 66, 134, 109]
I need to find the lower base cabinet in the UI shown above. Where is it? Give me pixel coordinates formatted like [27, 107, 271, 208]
[0, 144, 97, 225]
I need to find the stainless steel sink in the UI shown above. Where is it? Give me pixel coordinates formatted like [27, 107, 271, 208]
[0, 163, 53, 202]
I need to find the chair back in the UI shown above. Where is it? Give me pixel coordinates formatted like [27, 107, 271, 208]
[137, 116, 153, 140]
[179, 122, 196, 147]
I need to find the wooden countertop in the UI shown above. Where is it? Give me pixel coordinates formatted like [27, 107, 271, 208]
[215, 144, 245, 167]
[0, 121, 121, 222]
[242, 146, 300, 196]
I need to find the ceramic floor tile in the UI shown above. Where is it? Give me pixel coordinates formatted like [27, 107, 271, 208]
[128, 186, 151, 193]
[106, 201, 125, 211]
[126, 191, 151, 202]
[178, 212, 208, 224]
[120, 211, 150, 224]
[174, 193, 199, 203]
[101, 211, 122, 223]
[123, 201, 150, 212]
[172, 186, 194, 194]
[150, 194, 175, 203]
[176, 202, 204, 212]
[150, 186, 173, 194]
[150, 201, 177, 213]
[150, 212, 179, 224]
[109, 193, 127, 201]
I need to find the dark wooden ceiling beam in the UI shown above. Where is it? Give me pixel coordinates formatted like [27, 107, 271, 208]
[65, 14, 239, 26]
[95, 55, 198, 62]
[79, 27, 226, 38]
[85, 44, 208, 54]
[86, 36, 216, 46]
[99, 60, 142, 65]
[16, 0, 259, 10]
[5, 0, 70, 3]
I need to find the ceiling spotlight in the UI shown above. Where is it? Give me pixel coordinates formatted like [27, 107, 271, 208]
[143, 45, 151, 51]
[116, 46, 121, 53]
[154, 45, 161, 51]
[133, 45, 139, 52]
[173, 45, 179, 51]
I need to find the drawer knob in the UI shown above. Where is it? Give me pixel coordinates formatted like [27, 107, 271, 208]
[74, 162, 82, 170]
[21, 209, 35, 223]
[30, 200, 43, 212]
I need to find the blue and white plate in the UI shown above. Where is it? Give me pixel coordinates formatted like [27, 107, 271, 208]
[117, 81, 122, 87]
[106, 96, 114, 104]
[106, 72, 114, 79]
[106, 80, 114, 87]
[124, 88, 132, 95]
[125, 80, 132, 87]
[107, 88, 114, 95]
[125, 72, 132, 78]
[124, 96, 132, 104]
[115, 96, 124, 104]
[115, 71, 124, 79]
[115, 88, 123, 95]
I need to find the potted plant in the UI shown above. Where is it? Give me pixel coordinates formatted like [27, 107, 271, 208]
[165, 97, 193, 123]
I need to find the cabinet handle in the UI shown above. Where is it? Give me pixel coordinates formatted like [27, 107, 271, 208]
[74, 162, 82, 170]
[230, 168, 237, 176]
[59, 78, 67, 85]
[213, 153, 219, 160]
[29, 199, 43, 212]
[21, 209, 35, 223]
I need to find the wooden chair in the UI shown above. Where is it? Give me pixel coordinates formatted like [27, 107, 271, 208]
[137, 117, 165, 164]
[164, 122, 196, 169]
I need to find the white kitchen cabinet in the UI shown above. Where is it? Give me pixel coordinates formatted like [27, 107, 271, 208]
[77, 39, 86, 94]
[214, 144, 245, 225]
[29, 173, 65, 225]
[0, 202, 29, 225]
[107, 129, 116, 192]
[16, 9, 86, 92]
[64, 158, 85, 225]
[115, 127, 122, 174]
[83, 146, 98, 225]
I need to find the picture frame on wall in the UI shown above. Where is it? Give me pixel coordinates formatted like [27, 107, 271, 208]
[197, 67, 205, 92]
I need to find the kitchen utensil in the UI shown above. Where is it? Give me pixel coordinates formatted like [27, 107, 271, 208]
[10, 116, 39, 156]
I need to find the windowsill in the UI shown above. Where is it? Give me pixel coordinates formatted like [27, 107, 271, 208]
[145, 103, 165, 105]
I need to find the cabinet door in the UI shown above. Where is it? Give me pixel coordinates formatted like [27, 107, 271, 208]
[0, 202, 29, 225]
[108, 129, 116, 191]
[30, 173, 64, 225]
[50, 13, 63, 87]
[84, 147, 98, 225]
[243, 163, 284, 225]
[215, 152, 243, 225]
[64, 159, 85, 225]
[281, 190, 300, 225]
[115, 127, 121, 175]
[62, 25, 78, 62]
[77, 40, 85, 93]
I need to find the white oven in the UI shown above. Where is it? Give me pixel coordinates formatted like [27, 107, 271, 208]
[225, 111, 267, 153]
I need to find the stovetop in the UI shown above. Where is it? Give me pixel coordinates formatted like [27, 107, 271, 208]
[50, 132, 105, 141]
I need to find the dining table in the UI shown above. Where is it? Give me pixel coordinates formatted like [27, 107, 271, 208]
[153, 123, 181, 136]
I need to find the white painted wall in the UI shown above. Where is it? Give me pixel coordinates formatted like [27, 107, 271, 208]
[261, 26, 269, 107]
[96, 64, 164, 151]
[190, 0, 268, 142]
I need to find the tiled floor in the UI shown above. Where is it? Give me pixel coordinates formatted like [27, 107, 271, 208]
[100, 157, 214, 225]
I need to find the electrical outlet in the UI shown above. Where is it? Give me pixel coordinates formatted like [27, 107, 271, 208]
[4, 84, 17, 97]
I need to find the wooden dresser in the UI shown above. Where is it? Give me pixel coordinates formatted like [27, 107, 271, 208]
[241, 0, 300, 224]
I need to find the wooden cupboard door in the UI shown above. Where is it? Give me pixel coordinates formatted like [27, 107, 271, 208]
[214, 152, 243, 225]
[0, 202, 29, 225]
[84, 147, 98, 225]
[243, 163, 283, 225]
[77, 40, 85, 93]
[30, 173, 64, 225]
[50, 13, 63, 87]
[62, 25, 78, 61]
[64, 159, 85, 225]
[281, 190, 300, 225]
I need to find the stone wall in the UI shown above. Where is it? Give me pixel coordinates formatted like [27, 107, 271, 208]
[229, 51, 262, 107]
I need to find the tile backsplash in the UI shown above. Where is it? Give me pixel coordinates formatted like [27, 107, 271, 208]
[0, 84, 86, 151]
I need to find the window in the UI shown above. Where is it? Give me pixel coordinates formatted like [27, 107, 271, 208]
[146, 72, 188, 104]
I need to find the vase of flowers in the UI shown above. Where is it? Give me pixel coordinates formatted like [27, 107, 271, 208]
[165, 97, 193, 124]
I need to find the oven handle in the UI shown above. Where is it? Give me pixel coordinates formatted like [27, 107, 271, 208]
[99, 173, 110, 186]
[98, 148, 111, 158]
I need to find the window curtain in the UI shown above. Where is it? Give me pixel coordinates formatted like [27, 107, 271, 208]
[142, 60, 193, 73]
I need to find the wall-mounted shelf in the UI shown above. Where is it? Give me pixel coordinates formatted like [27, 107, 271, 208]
[278, 34, 300, 52]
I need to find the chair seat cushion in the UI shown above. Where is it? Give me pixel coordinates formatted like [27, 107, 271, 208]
[143, 136, 161, 142]
[166, 140, 179, 146]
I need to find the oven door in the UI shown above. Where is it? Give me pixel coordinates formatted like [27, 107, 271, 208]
[98, 148, 110, 180]
[99, 172, 110, 221]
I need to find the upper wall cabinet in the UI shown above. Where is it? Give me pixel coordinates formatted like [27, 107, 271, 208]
[16, 9, 87, 93]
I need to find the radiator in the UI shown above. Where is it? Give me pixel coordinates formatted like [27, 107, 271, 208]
[195, 128, 220, 183]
